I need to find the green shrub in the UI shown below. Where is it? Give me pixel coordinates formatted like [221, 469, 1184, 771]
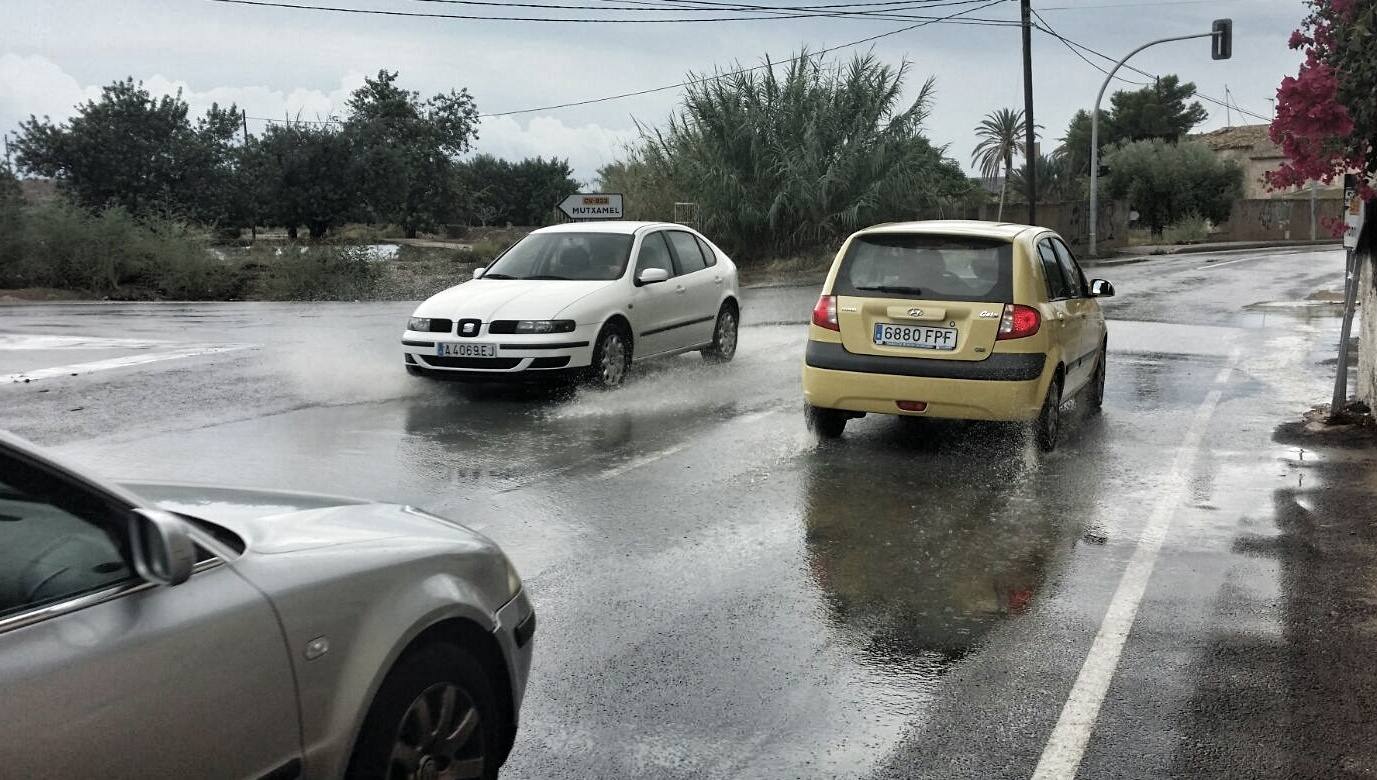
[1161, 213, 1210, 245]
[253, 244, 383, 300]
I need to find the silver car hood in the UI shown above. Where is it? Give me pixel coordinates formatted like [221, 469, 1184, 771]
[119, 481, 483, 555]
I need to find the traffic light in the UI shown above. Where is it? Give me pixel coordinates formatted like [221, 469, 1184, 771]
[1212, 19, 1233, 60]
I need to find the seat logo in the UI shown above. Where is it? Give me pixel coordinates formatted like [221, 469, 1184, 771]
[907, 308, 924, 317]
[463, 322, 477, 334]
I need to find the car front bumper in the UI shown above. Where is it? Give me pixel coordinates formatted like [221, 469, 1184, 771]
[402, 325, 598, 380]
[493, 587, 536, 762]
[802, 342, 1052, 422]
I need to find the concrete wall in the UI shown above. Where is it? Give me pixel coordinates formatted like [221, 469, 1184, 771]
[945, 200, 1130, 253]
[1216, 198, 1348, 242]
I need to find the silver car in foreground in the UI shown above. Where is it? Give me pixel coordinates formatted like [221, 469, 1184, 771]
[0, 431, 534, 780]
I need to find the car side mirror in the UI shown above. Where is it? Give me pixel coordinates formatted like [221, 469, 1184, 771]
[129, 509, 196, 586]
[472, 267, 486, 280]
[636, 267, 670, 285]
[1090, 279, 1115, 297]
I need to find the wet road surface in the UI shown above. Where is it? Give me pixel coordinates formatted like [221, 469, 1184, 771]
[3, 245, 1374, 778]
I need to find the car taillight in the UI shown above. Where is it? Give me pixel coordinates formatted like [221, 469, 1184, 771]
[997, 304, 1041, 340]
[811, 294, 839, 331]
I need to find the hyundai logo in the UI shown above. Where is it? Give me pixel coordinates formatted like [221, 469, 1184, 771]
[907, 308, 924, 317]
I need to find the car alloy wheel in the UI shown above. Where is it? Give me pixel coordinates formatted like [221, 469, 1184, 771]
[705, 306, 738, 362]
[596, 331, 628, 387]
[390, 682, 485, 780]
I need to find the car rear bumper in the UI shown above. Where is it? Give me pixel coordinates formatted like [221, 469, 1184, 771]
[802, 342, 1050, 421]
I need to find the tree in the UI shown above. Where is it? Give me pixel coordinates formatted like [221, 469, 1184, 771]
[1102, 139, 1242, 235]
[242, 122, 358, 239]
[1267, 0, 1377, 194]
[12, 78, 241, 224]
[612, 51, 970, 259]
[971, 108, 1027, 219]
[454, 154, 579, 225]
[1057, 76, 1208, 177]
[1009, 154, 1078, 203]
[345, 70, 480, 238]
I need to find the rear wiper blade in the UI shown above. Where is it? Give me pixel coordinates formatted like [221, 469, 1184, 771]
[854, 284, 923, 295]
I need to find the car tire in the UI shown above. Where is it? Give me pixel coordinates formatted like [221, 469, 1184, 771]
[347, 642, 501, 780]
[1035, 374, 1062, 453]
[1087, 344, 1106, 416]
[587, 322, 631, 389]
[805, 404, 848, 439]
[701, 303, 739, 363]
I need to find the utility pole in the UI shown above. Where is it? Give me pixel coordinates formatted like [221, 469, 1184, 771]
[1224, 85, 1233, 128]
[242, 109, 249, 144]
[1021, 0, 1036, 225]
[1088, 20, 1232, 256]
[241, 109, 257, 242]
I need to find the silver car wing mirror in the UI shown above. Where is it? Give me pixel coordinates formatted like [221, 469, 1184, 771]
[129, 509, 197, 586]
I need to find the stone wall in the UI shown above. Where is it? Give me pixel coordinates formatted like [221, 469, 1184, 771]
[946, 200, 1131, 253]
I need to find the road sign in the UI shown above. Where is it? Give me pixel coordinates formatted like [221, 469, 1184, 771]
[1344, 175, 1366, 250]
[558, 193, 623, 220]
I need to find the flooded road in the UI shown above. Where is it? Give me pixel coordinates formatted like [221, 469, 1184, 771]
[3, 245, 1372, 778]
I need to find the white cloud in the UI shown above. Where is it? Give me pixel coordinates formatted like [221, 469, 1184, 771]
[474, 115, 636, 185]
[0, 54, 101, 129]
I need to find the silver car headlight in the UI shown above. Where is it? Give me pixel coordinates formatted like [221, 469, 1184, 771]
[514, 319, 575, 334]
[408, 316, 431, 332]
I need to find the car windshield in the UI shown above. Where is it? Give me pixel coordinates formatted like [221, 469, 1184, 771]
[483, 233, 633, 281]
[834, 234, 1014, 302]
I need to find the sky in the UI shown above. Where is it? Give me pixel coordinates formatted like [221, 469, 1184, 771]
[2, 0, 1307, 184]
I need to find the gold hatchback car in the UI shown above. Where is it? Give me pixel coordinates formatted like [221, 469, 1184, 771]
[801, 220, 1113, 451]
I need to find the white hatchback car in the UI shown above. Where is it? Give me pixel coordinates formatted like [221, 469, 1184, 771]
[403, 222, 741, 387]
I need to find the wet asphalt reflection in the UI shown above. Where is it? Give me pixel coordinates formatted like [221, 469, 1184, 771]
[0, 246, 1361, 778]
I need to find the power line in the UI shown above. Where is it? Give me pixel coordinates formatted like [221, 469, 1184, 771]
[206, 0, 1019, 23]
[1038, 0, 1215, 10]
[1031, 9, 1148, 87]
[477, 0, 1012, 116]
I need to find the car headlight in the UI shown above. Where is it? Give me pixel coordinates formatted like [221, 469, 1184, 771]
[515, 320, 575, 334]
[408, 317, 431, 331]
[504, 556, 524, 600]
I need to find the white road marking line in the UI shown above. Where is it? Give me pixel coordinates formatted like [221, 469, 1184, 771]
[1031, 348, 1241, 780]
[1195, 255, 1263, 271]
[4, 346, 248, 384]
[0, 334, 171, 350]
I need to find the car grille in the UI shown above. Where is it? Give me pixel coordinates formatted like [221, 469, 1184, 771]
[421, 318, 454, 333]
[529, 356, 571, 369]
[420, 355, 522, 370]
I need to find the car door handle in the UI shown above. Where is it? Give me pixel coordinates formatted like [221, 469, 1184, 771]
[675, 285, 687, 294]
[714, 277, 724, 285]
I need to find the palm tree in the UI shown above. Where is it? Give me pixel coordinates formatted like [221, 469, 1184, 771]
[971, 108, 1027, 220]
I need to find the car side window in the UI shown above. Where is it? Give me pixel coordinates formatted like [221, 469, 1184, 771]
[0, 457, 134, 620]
[666, 231, 708, 275]
[1051, 238, 1087, 298]
[1037, 239, 1072, 300]
[635, 232, 676, 278]
[695, 236, 718, 267]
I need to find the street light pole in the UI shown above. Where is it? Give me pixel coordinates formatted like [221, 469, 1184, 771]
[1087, 33, 1209, 256]
[1021, 0, 1036, 225]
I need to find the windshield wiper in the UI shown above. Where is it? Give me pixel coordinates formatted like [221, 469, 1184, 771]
[855, 284, 924, 295]
[522, 275, 570, 280]
[481, 272, 516, 279]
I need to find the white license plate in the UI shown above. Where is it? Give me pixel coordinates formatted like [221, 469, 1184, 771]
[873, 323, 958, 351]
[437, 343, 496, 358]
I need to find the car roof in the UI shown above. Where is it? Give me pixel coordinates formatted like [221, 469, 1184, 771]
[853, 220, 1042, 241]
[530, 221, 684, 235]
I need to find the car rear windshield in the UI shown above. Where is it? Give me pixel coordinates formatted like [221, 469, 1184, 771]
[483, 232, 634, 281]
[833, 234, 1014, 303]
